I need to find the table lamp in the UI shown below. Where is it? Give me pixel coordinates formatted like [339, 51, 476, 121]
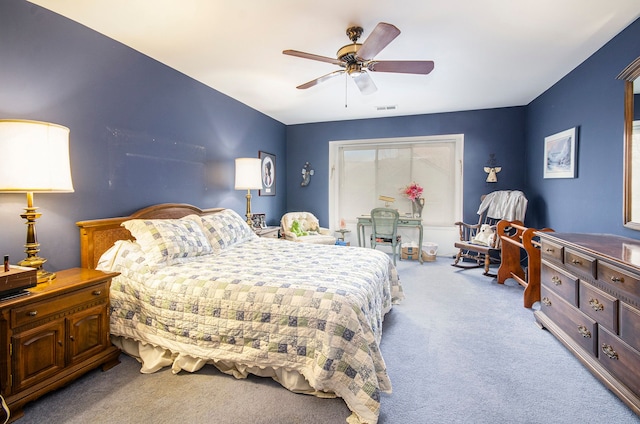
[0, 119, 74, 283]
[234, 158, 262, 226]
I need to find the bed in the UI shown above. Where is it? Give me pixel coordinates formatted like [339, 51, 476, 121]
[76, 203, 403, 424]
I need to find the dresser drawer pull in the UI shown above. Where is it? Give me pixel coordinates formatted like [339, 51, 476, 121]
[27, 311, 37, 317]
[545, 248, 555, 253]
[571, 259, 582, 265]
[551, 276, 561, 286]
[92, 290, 102, 296]
[589, 298, 604, 312]
[542, 297, 551, 306]
[610, 276, 624, 283]
[601, 344, 619, 360]
[577, 325, 592, 338]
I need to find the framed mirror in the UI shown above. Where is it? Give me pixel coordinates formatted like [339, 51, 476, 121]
[620, 57, 640, 229]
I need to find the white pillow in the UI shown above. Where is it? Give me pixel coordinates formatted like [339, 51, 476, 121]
[97, 240, 153, 276]
[122, 218, 213, 267]
[195, 209, 258, 250]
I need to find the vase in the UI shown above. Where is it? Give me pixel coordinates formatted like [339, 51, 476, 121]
[412, 197, 425, 218]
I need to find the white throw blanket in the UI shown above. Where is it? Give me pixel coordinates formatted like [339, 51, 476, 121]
[477, 190, 527, 221]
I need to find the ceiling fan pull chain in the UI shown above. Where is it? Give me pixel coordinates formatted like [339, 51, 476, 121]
[345, 73, 348, 108]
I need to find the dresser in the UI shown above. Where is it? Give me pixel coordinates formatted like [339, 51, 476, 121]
[0, 268, 121, 421]
[535, 233, 640, 416]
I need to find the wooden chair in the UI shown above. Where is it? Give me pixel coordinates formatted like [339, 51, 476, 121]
[451, 191, 528, 276]
[452, 202, 501, 276]
[370, 208, 402, 265]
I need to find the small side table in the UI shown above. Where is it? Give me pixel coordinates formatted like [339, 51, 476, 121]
[335, 228, 351, 241]
[255, 226, 280, 239]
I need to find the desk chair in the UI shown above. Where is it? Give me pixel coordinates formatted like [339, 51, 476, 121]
[370, 208, 402, 265]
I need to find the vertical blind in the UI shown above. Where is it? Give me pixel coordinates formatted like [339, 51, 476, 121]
[337, 141, 458, 226]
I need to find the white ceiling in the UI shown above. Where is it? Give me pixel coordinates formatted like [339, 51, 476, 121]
[28, 0, 640, 125]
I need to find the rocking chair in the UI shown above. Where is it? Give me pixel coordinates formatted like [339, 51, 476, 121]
[452, 191, 528, 276]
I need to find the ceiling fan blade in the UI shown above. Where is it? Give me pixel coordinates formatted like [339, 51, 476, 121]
[283, 49, 343, 66]
[296, 70, 344, 89]
[352, 71, 377, 95]
[356, 22, 401, 61]
[368, 60, 435, 75]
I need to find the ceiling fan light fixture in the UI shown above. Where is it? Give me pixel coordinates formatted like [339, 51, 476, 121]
[346, 63, 362, 78]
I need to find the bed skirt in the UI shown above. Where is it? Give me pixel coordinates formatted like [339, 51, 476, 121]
[112, 335, 337, 399]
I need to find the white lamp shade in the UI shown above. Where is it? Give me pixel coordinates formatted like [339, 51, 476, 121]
[0, 119, 74, 192]
[234, 158, 262, 190]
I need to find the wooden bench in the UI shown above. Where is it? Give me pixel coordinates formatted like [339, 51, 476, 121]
[496, 220, 554, 308]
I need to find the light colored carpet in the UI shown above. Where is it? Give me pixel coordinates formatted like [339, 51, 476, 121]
[19, 258, 640, 423]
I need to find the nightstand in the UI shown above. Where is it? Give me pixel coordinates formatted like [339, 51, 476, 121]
[0, 268, 121, 422]
[255, 226, 280, 239]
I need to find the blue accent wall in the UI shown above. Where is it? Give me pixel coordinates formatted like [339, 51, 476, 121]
[0, 0, 286, 270]
[525, 18, 640, 236]
[286, 107, 527, 227]
[1, 0, 639, 272]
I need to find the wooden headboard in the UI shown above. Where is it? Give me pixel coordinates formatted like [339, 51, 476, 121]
[76, 203, 224, 269]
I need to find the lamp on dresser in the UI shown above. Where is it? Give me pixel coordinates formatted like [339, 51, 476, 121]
[234, 157, 262, 226]
[0, 119, 74, 283]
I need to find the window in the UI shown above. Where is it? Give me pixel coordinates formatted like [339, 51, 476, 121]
[329, 135, 463, 253]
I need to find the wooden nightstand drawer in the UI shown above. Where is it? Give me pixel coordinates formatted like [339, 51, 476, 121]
[564, 248, 596, 278]
[541, 286, 598, 356]
[599, 326, 640, 396]
[541, 262, 579, 306]
[579, 281, 618, 333]
[11, 281, 109, 327]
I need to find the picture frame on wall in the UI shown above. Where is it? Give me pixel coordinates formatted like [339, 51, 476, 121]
[543, 127, 578, 179]
[259, 151, 276, 196]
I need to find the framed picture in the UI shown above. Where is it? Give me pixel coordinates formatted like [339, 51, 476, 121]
[259, 151, 276, 196]
[543, 127, 578, 179]
[251, 213, 266, 229]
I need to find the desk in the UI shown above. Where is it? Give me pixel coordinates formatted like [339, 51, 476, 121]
[357, 215, 424, 264]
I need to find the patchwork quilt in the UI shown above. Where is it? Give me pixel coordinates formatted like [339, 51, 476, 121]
[103, 236, 403, 424]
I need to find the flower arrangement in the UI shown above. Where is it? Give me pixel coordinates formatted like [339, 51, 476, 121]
[401, 182, 423, 201]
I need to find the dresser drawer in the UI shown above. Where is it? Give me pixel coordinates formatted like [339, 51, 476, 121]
[541, 262, 579, 306]
[599, 326, 640, 396]
[11, 282, 109, 327]
[540, 286, 598, 356]
[564, 248, 596, 278]
[579, 281, 618, 333]
[540, 239, 563, 263]
[620, 302, 640, 352]
[597, 261, 640, 302]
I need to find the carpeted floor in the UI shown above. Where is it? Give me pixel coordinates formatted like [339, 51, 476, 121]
[18, 258, 640, 423]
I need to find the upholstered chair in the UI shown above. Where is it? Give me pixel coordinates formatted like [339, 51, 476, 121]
[280, 212, 337, 245]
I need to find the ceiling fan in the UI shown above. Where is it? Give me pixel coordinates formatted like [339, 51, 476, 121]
[283, 22, 434, 95]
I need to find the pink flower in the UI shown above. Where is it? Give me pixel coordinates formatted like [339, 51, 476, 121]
[402, 182, 423, 201]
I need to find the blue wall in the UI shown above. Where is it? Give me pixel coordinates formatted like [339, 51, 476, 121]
[0, 0, 286, 270]
[286, 107, 527, 227]
[525, 18, 640, 236]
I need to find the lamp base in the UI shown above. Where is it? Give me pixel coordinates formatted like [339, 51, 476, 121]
[18, 256, 56, 284]
[36, 269, 56, 284]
